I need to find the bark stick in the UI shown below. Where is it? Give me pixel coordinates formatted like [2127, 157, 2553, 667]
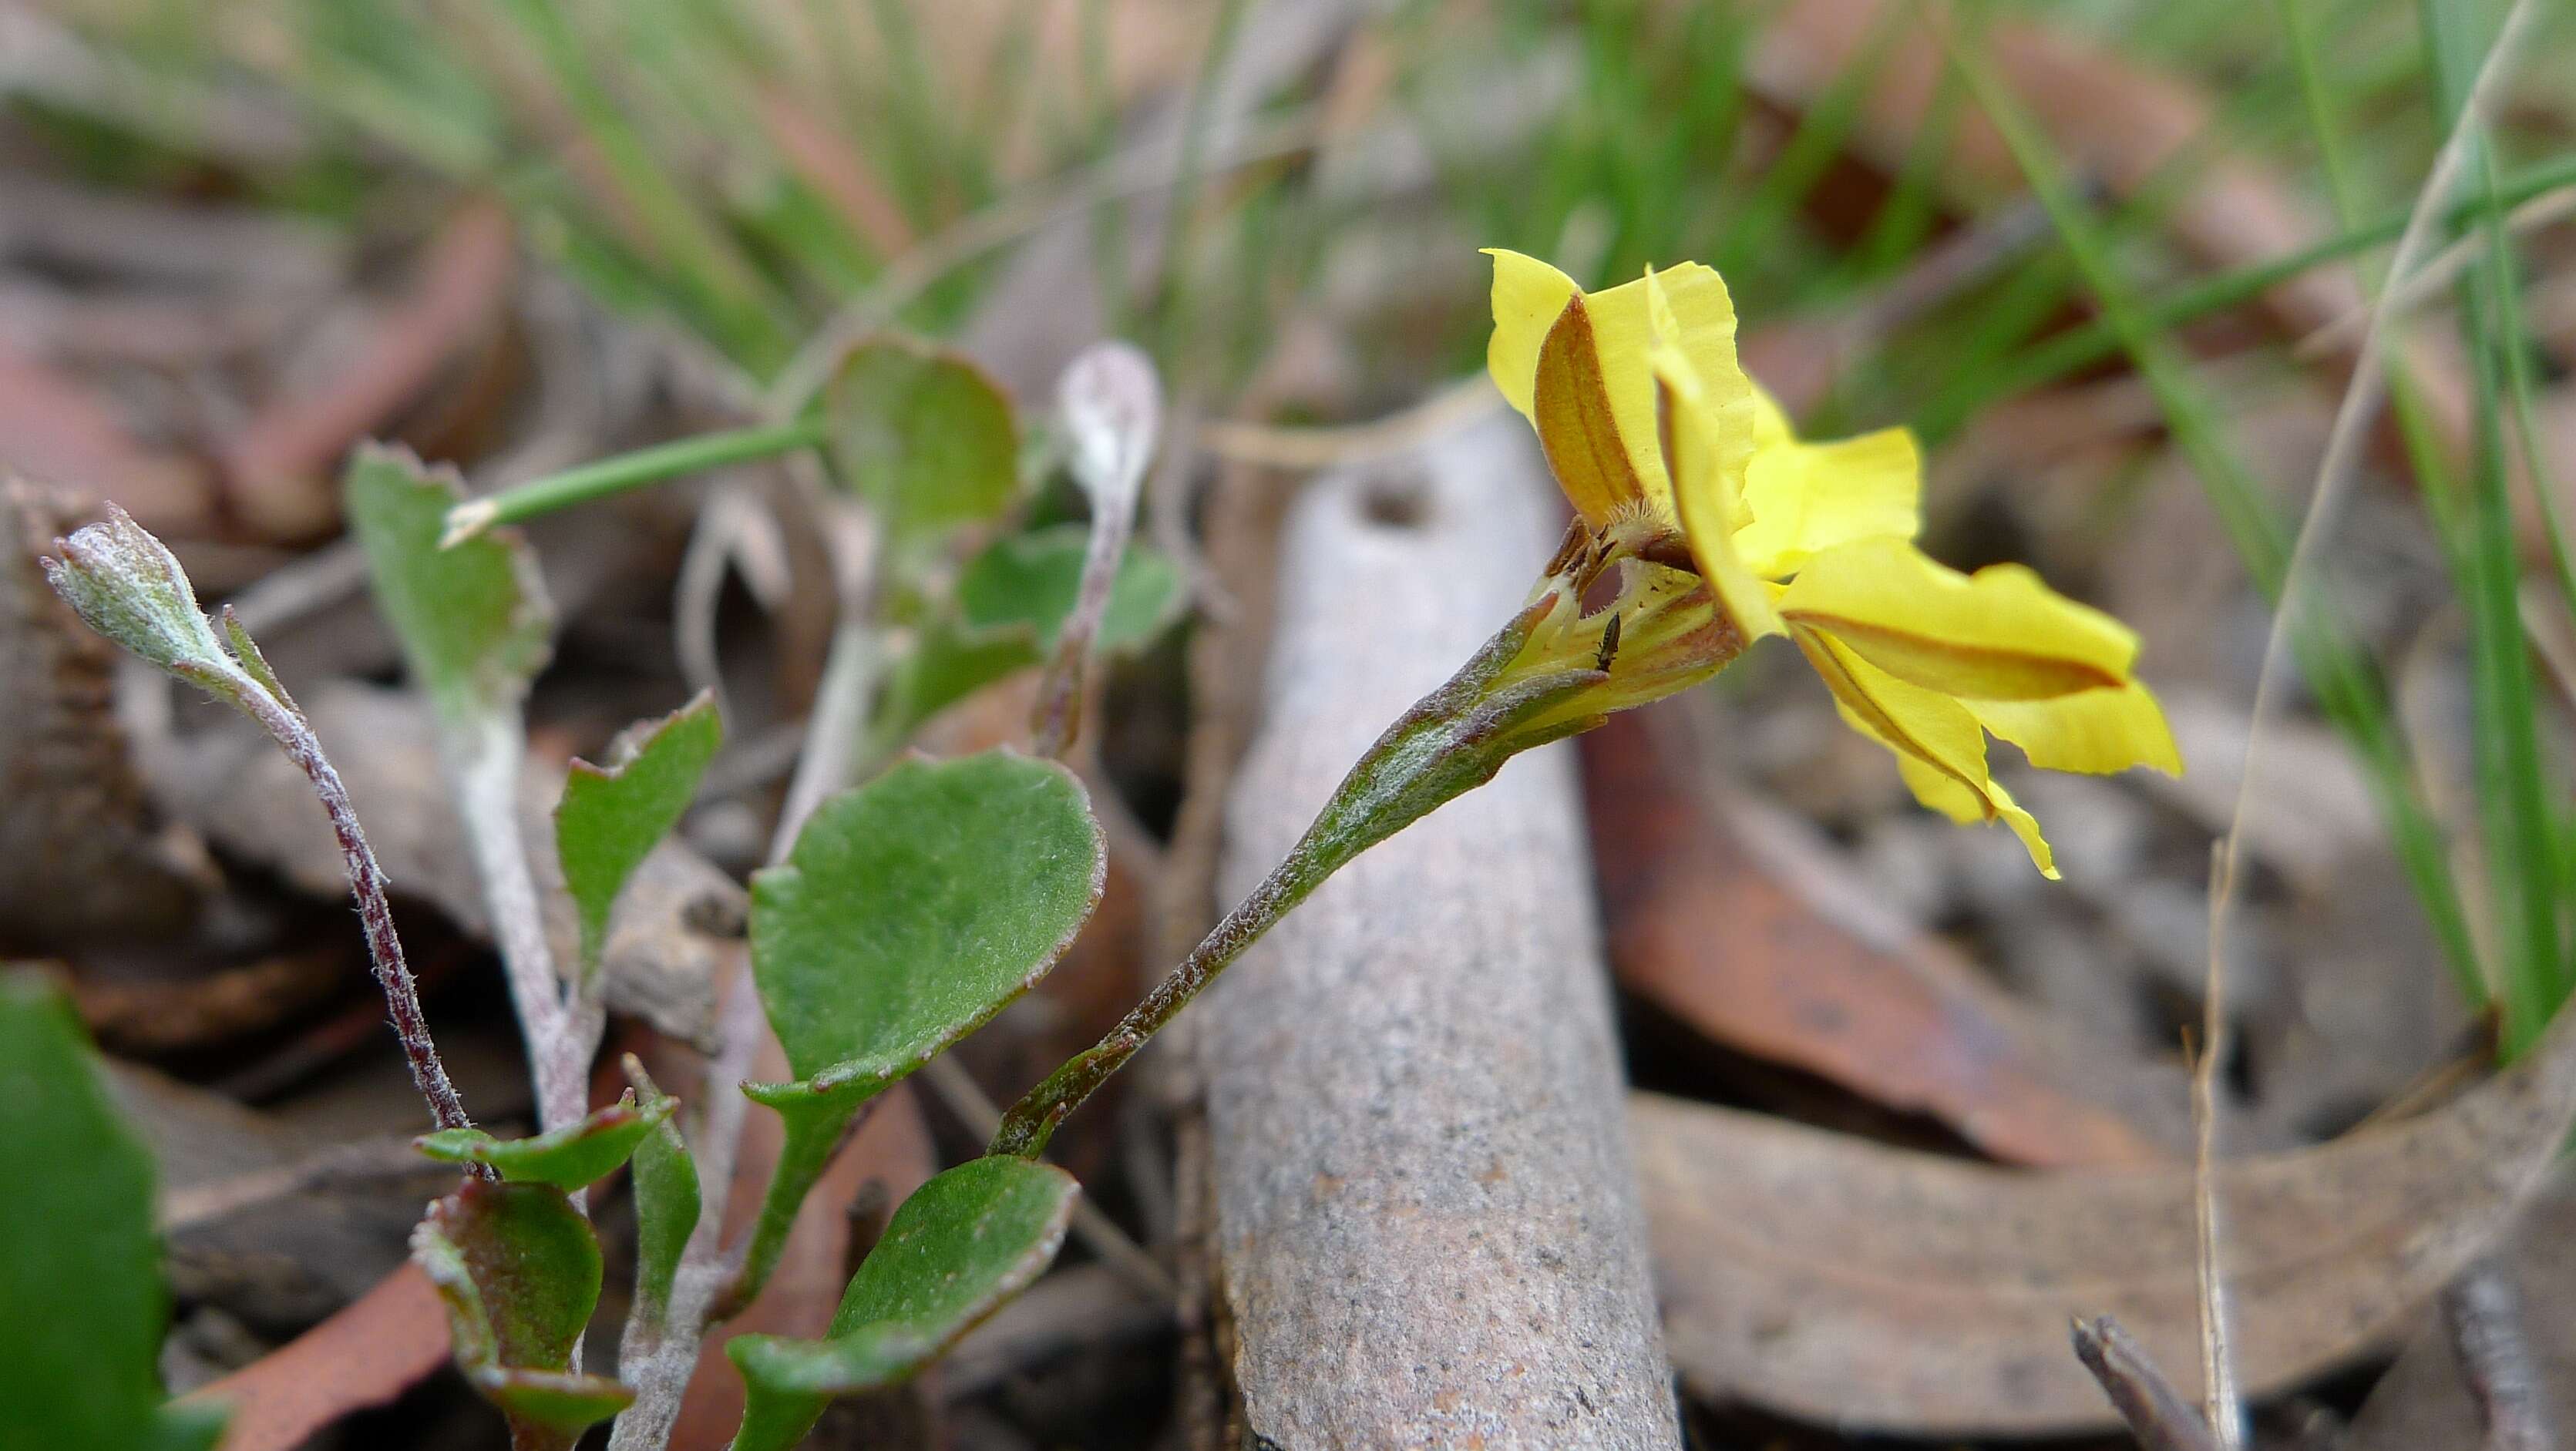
[1199, 416, 1681, 1448]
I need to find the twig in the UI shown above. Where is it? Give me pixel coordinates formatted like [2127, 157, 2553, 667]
[2293, 186, 2576, 360]
[2196, 839, 2242, 1447]
[2072, 1315, 2225, 1451]
[1193, 375, 1498, 472]
[2443, 1256, 2553, 1451]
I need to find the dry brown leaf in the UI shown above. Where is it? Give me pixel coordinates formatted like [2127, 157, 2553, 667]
[173, 1264, 452, 1451]
[1586, 708, 2193, 1167]
[217, 197, 516, 539]
[1636, 992, 2576, 1436]
[2342, 1177, 2576, 1450]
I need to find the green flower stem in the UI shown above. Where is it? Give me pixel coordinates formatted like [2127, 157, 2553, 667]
[990, 594, 1608, 1159]
[439, 418, 831, 546]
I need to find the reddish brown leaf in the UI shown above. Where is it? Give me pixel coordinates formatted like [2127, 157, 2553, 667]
[175, 1263, 451, 1451]
[218, 197, 516, 539]
[1584, 707, 2191, 1167]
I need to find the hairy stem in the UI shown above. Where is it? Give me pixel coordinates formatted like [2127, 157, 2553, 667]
[234, 687, 473, 1136]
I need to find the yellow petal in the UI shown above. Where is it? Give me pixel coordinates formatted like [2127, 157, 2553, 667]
[1488, 250, 1752, 526]
[1795, 623, 2058, 878]
[1484, 247, 1579, 418]
[1734, 425, 1922, 578]
[1750, 383, 1796, 452]
[1777, 538, 2137, 700]
[1893, 759, 2058, 878]
[1644, 271, 1777, 639]
[1970, 679, 2183, 776]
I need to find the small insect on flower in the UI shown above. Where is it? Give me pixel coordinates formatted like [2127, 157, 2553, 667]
[1485, 250, 2181, 878]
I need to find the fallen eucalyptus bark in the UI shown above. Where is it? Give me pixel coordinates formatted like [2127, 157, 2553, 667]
[1195, 416, 1681, 1447]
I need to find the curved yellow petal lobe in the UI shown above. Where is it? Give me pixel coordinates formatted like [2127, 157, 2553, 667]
[1643, 270, 1778, 640]
[1777, 538, 2136, 700]
[1483, 247, 1580, 418]
[1969, 680, 2182, 776]
[1794, 624, 2060, 878]
[1734, 424, 1922, 578]
[1486, 249, 1751, 527]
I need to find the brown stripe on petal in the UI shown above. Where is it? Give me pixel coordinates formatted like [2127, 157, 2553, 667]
[1532, 293, 1648, 529]
[1790, 626, 2000, 822]
[1784, 614, 2126, 700]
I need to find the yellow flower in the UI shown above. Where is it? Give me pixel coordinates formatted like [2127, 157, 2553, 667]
[1487, 249, 2180, 878]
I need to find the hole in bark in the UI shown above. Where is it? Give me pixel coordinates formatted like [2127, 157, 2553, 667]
[1358, 473, 1430, 529]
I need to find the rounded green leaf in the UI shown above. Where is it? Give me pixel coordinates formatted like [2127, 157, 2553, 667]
[726, 1156, 1079, 1451]
[749, 751, 1105, 1093]
[557, 692, 723, 972]
[415, 1091, 674, 1188]
[412, 1178, 631, 1449]
[826, 337, 1019, 546]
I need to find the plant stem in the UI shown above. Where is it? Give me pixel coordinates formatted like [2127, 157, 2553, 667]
[442, 418, 831, 545]
[990, 836, 1326, 1158]
[234, 686, 474, 1136]
[990, 589, 1617, 1158]
[449, 709, 597, 1134]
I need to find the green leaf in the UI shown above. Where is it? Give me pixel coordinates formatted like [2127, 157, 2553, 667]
[727, 1156, 1079, 1451]
[958, 525, 1183, 653]
[415, 1090, 675, 1188]
[752, 750, 1104, 1093]
[345, 443, 556, 724]
[826, 336, 1019, 546]
[861, 529, 1184, 764]
[556, 692, 723, 974]
[412, 1178, 632, 1451]
[726, 751, 1102, 1306]
[623, 1056, 700, 1321]
[0, 972, 227, 1451]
